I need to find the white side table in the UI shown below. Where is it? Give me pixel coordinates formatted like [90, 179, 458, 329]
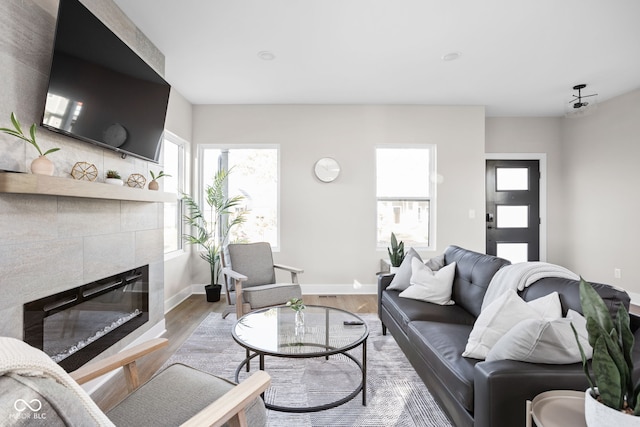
[526, 390, 586, 427]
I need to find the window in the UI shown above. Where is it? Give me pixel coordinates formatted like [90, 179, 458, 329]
[162, 132, 186, 254]
[199, 146, 279, 248]
[376, 146, 435, 249]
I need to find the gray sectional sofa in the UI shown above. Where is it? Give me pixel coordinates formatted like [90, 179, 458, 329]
[378, 245, 639, 427]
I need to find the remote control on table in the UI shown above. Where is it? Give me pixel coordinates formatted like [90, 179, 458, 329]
[343, 320, 365, 326]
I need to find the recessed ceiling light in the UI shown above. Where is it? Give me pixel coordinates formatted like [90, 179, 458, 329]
[442, 52, 461, 62]
[257, 51, 276, 61]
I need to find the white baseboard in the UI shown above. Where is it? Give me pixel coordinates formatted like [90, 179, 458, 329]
[300, 283, 377, 295]
[84, 319, 166, 396]
[164, 285, 198, 313]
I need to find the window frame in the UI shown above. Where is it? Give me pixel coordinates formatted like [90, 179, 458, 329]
[197, 144, 281, 251]
[162, 131, 187, 256]
[375, 144, 437, 251]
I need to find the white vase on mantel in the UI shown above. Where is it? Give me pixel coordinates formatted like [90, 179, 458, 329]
[585, 388, 640, 427]
[30, 156, 54, 176]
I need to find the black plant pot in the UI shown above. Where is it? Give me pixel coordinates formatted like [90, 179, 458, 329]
[204, 284, 222, 302]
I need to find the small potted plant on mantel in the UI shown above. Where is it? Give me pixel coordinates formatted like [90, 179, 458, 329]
[148, 170, 171, 191]
[0, 112, 60, 175]
[105, 170, 124, 186]
[572, 278, 640, 426]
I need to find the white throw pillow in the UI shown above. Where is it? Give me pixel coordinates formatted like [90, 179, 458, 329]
[399, 260, 456, 305]
[527, 291, 562, 320]
[462, 290, 562, 359]
[486, 310, 592, 363]
[387, 248, 422, 291]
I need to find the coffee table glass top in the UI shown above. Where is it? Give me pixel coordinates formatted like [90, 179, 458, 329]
[232, 305, 368, 357]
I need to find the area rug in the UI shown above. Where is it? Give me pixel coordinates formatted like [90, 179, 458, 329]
[163, 312, 453, 427]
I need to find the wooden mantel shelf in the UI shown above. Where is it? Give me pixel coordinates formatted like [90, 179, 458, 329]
[0, 172, 176, 203]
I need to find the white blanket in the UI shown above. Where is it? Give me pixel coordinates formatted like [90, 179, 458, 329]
[481, 262, 579, 311]
[0, 337, 114, 426]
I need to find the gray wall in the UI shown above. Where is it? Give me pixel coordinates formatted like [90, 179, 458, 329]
[191, 104, 487, 292]
[0, 0, 169, 358]
[487, 89, 640, 298]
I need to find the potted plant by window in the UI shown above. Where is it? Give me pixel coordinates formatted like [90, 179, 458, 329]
[572, 278, 640, 426]
[105, 170, 124, 185]
[182, 168, 247, 302]
[0, 112, 60, 175]
[387, 232, 405, 274]
[148, 170, 171, 191]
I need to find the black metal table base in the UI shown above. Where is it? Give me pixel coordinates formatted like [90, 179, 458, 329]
[234, 339, 367, 413]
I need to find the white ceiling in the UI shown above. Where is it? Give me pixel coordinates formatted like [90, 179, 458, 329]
[113, 0, 640, 117]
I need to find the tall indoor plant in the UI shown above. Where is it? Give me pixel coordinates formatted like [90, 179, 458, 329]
[1, 112, 60, 175]
[572, 278, 640, 425]
[182, 168, 247, 302]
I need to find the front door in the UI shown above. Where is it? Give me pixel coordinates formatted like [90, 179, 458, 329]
[486, 160, 540, 262]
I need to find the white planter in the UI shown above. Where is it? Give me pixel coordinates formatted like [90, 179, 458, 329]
[585, 388, 640, 427]
[389, 266, 400, 274]
[105, 178, 124, 186]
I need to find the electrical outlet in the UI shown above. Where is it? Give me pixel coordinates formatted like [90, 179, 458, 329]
[614, 268, 621, 279]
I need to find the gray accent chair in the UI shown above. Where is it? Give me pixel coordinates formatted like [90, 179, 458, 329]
[221, 242, 303, 319]
[1, 337, 270, 427]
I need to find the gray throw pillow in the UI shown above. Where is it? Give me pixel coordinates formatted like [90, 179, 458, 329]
[387, 248, 422, 291]
[425, 253, 445, 271]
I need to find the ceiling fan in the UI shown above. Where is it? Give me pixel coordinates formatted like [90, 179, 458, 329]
[569, 84, 598, 109]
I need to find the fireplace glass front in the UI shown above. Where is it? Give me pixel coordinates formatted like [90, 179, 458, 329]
[24, 265, 149, 371]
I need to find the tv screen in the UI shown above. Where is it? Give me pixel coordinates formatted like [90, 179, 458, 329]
[41, 0, 170, 163]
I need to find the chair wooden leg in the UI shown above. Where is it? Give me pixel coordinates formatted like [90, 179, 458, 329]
[235, 281, 244, 319]
[227, 409, 248, 427]
[123, 361, 140, 392]
[222, 305, 235, 319]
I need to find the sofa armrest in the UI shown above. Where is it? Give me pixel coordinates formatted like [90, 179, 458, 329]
[377, 273, 394, 317]
[473, 360, 589, 427]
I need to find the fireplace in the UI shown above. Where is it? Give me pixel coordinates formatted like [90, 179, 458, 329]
[24, 265, 149, 372]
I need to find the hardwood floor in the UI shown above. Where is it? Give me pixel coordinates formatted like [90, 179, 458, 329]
[90, 293, 377, 411]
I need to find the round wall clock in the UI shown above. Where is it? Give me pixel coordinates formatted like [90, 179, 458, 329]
[314, 157, 341, 183]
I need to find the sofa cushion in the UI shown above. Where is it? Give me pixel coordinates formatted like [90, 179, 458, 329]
[387, 248, 422, 291]
[399, 260, 456, 305]
[407, 321, 479, 412]
[382, 290, 476, 336]
[444, 246, 511, 318]
[463, 290, 561, 359]
[486, 309, 591, 363]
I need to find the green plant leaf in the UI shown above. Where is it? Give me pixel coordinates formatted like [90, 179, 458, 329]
[43, 147, 60, 156]
[10, 112, 22, 135]
[571, 322, 595, 391]
[592, 335, 622, 409]
[580, 279, 615, 346]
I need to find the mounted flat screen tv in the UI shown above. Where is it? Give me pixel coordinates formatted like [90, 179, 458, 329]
[41, 0, 170, 163]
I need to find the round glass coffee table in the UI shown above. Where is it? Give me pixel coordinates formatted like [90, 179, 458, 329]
[232, 305, 369, 413]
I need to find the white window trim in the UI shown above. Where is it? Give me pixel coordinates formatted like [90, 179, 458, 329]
[162, 131, 187, 257]
[197, 144, 281, 251]
[376, 144, 437, 251]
